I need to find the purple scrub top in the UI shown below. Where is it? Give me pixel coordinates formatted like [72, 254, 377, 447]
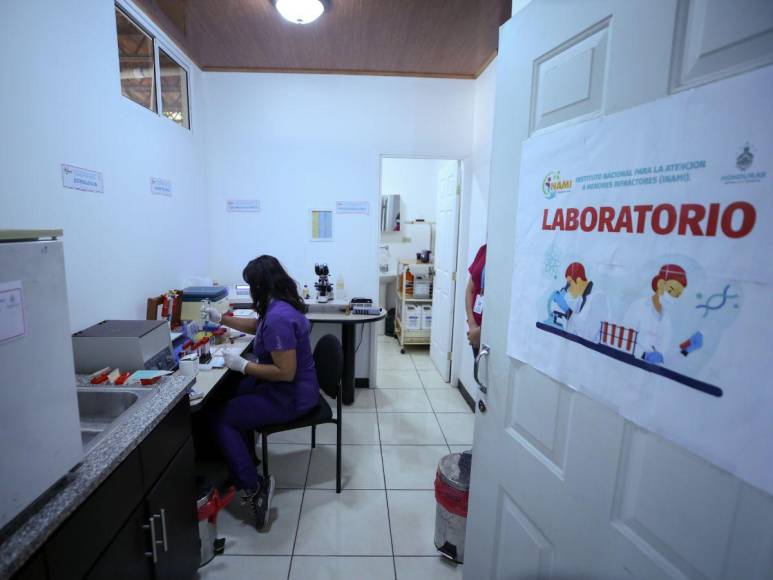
[251, 299, 319, 413]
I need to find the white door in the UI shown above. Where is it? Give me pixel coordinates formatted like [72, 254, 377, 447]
[430, 160, 461, 381]
[465, 2, 773, 579]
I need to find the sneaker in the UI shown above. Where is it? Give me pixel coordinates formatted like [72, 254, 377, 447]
[243, 475, 276, 531]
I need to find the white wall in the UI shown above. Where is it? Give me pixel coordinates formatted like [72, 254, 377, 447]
[452, 59, 497, 398]
[200, 72, 475, 378]
[381, 157, 439, 222]
[380, 157, 457, 270]
[200, 73, 474, 298]
[0, 1, 208, 332]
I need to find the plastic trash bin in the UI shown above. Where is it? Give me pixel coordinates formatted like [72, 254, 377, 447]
[196, 480, 235, 567]
[434, 450, 472, 563]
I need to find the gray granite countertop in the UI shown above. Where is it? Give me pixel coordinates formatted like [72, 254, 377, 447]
[0, 374, 195, 578]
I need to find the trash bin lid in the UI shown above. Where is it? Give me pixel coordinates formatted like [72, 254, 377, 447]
[438, 451, 472, 492]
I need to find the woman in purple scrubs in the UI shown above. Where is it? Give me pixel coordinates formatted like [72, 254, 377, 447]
[203, 255, 319, 531]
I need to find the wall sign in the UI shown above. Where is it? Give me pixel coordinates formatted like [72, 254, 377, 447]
[150, 177, 172, 196]
[61, 164, 103, 193]
[227, 199, 261, 212]
[336, 201, 370, 215]
[507, 66, 772, 494]
[0, 281, 26, 344]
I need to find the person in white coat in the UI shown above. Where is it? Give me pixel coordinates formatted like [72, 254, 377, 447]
[623, 264, 688, 365]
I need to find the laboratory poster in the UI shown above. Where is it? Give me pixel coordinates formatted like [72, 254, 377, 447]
[506, 66, 773, 494]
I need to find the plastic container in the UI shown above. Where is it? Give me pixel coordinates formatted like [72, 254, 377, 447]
[434, 450, 472, 563]
[182, 286, 229, 303]
[405, 268, 414, 295]
[335, 274, 346, 301]
[414, 280, 431, 298]
[421, 305, 432, 329]
[405, 304, 421, 330]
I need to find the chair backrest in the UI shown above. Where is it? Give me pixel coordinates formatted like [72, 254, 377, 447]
[313, 334, 343, 399]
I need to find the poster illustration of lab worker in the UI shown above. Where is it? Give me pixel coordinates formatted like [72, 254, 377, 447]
[622, 264, 701, 365]
[545, 262, 608, 343]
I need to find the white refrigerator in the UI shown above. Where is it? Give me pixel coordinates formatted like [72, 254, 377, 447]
[0, 231, 83, 531]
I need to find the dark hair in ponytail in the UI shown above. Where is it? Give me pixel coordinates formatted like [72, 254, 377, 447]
[242, 255, 306, 318]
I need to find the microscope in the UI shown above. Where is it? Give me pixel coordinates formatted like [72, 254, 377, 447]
[314, 263, 334, 303]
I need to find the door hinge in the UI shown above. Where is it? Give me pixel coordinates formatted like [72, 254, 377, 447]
[451, 271, 456, 282]
[447, 351, 452, 361]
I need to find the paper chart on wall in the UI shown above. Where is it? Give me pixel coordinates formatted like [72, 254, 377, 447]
[506, 66, 773, 494]
[311, 209, 334, 241]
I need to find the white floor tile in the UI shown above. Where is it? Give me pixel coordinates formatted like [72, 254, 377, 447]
[290, 556, 395, 580]
[419, 370, 450, 389]
[315, 412, 380, 444]
[196, 555, 291, 580]
[294, 490, 392, 555]
[256, 444, 310, 489]
[410, 353, 435, 370]
[388, 490, 438, 556]
[268, 426, 315, 445]
[448, 446, 473, 455]
[377, 370, 423, 389]
[217, 489, 303, 555]
[436, 414, 475, 445]
[378, 341, 403, 356]
[378, 413, 446, 445]
[395, 557, 463, 580]
[378, 354, 416, 370]
[382, 446, 448, 490]
[425, 389, 472, 413]
[323, 388, 377, 413]
[270, 413, 379, 445]
[307, 444, 385, 490]
[376, 389, 433, 412]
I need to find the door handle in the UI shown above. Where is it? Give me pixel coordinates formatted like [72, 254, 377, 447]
[159, 509, 169, 552]
[474, 344, 490, 393]
[143, 517, 159, 563]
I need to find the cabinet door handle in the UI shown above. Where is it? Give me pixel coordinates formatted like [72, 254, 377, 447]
[143, 517, 158, 563]
[159, 509, 169, 552]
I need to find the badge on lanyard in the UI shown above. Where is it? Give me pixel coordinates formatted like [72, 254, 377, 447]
[473, 264, 485, 315]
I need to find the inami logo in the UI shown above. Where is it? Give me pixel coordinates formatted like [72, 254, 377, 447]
[542, 171, 573, 199]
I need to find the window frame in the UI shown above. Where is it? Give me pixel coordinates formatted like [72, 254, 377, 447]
[157, 46, 191, 129]
[114, 0, 193, 130]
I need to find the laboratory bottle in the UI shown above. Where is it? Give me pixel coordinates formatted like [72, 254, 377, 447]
[405, 267, 414, 296]
[336, 274, 346, 300]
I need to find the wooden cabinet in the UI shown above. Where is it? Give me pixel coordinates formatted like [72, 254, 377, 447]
[12, 553, 47, 580]
[144, 439, 199, 580]
[84, 505, 153, 580]
[15, 398, 198, 580]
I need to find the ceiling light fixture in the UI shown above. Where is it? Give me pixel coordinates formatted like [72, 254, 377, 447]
[275, 0, 324, 25]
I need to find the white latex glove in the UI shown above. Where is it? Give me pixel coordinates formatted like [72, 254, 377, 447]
[203, 307, 222, 323]
[224, 350, 249, 374]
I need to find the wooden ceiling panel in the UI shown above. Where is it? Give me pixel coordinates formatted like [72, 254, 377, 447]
[134, 0, 509, 78]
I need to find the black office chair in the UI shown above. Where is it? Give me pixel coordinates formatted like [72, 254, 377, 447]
[258, 334, 344, 492]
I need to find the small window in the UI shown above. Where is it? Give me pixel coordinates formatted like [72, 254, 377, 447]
[159, 49, 190, 129]
[115, 7, 156, 112]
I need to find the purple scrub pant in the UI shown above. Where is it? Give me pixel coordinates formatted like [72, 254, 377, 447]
[210, 382, 306, 492]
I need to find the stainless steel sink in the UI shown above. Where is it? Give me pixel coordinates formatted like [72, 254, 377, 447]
[77, 388, 150, 452]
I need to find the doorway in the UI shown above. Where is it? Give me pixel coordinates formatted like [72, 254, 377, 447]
[377, 156, 462, 383]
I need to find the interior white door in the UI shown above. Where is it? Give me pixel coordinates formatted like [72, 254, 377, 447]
[430, 160, 461, 381]
[465, 2, 773, 579]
